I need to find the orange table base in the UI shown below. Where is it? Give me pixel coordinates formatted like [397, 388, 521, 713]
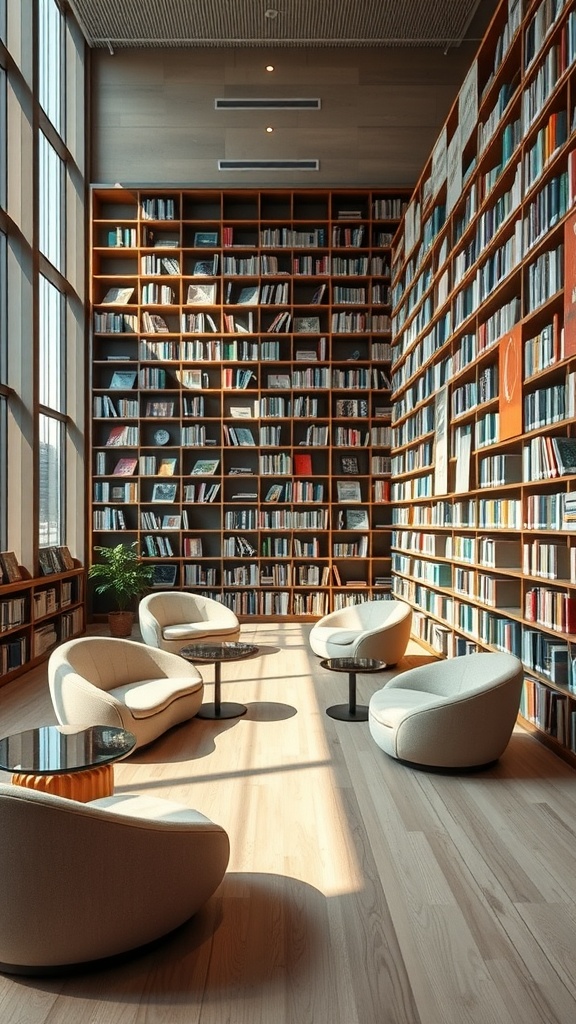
[11, 763, 114, 802]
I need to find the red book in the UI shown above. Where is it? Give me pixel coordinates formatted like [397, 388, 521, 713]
[294, 453, 312, 476]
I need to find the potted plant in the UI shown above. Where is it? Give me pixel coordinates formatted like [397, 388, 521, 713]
[88, 542, 154, 638]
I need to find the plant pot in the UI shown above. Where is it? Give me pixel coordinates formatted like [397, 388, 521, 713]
[108, 611, 135, 638]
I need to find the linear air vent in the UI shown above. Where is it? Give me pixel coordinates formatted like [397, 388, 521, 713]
[215, 98, 321, 110]
[218, 159, 319, 171]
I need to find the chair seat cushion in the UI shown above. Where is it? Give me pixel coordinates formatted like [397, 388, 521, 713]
[311, 627, 361, 647]
[109, 676, 203, 719]
[369, 686, 441, 729]
[163, 621, 238, 641]
[89, 793, 215, 825]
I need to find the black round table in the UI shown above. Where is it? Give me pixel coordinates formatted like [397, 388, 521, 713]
[320, 657, 385, 721]
[180, 641, 259, 719]
[0, 724, 136, 801]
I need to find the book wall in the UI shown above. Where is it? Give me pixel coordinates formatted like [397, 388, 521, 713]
[389, 0, 576, 762]
[90, 187, 410, 619]
[0, 548, 85, 686]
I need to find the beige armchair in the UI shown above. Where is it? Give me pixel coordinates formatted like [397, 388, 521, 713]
[309, 599, 412, 665]
[0, 783, 229, 973]
[48, 636, 204, 750]
[139, 591, 240, 654]
[368, 651, 523, 769]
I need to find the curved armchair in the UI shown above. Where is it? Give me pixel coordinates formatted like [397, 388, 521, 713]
[139, 591, 240, 654]
[309, 599, 412, 665]
[368, 651, 523, 769]
[0, 783, 229, 973]
[49, 636, 204, 750]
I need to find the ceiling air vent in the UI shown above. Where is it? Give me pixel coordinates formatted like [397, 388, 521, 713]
[218, 159, 319, 171]
[215, 98, 321, 110]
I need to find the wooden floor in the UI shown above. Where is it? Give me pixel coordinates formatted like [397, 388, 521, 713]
[1, 622, 576, 1024]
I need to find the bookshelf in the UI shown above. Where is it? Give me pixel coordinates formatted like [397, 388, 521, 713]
[389, 0, 576, 762]
[0, 565, 85, 686]
[90, 186, 410, 620]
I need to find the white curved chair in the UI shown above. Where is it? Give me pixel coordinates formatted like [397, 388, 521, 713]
[369, 651, 523, 769]
[0, 783, 229, 974]
[48, 636, 204, 750]
[139, 591, 240, 654]
[309, 599, 412, 664]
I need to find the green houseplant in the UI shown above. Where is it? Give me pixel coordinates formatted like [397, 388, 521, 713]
[88, 542, 154, 637]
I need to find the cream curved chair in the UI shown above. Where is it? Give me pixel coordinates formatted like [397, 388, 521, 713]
[139, 591, 240, 654]
[369, 651, 523, 770]
[48, 636, 204, 750]
[0, 783, 229, 974]
[309, 599, 412, 665]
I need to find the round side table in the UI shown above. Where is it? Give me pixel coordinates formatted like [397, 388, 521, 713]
[320, 657, 385, 722]
[180, 641, 259, 719]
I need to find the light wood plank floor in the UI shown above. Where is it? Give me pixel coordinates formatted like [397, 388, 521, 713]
[1, 622, 576, 1024]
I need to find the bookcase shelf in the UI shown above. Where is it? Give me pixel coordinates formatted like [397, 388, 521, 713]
[90, 187, 409, 621]
[389, 0, 576, 763]
[0, 567, 85, 686]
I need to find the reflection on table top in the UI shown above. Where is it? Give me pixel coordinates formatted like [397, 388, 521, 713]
[0, 725, 136, 774]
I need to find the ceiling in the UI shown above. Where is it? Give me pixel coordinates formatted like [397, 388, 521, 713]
[66, 0, 500, 49]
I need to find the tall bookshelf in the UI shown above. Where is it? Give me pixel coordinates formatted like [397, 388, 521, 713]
[90, 187, 410, 621]
[390, 0, 576, 762]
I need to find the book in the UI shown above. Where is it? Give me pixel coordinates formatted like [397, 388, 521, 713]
[191, 459, 219, 475]
[236, 285, 259, 305]
[187, 282, 217, 305]
[161, 514, 181, 529]
[0, 551, 22, 583]
[109, 371, 137, 389]
[151, 563, 178, 587]
[193, 255, 219, 275]
[158, 458, 177, 476]
[194, 231, 218, 247]
[337, 480, 361, 502]
[294, 316, 320, 332]
[294, 453, 312, 475]
[552, 437, 576, 476]
[177, 369, 203, 389]
[340, 455, 359, 475]
[345, 508, 369, 529]
[151, 482, 177, 502]
[267, 374, 290, 389]
[113, 457, 138, 475]
[101, 286, 134, 305]
[57, 545, 75, 570]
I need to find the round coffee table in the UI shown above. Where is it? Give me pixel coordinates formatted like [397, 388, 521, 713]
[320, 657, 385, 721]
[180, 641, 258, 719]
[0, 724, 136, 802]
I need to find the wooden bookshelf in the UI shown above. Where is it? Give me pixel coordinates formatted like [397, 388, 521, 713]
[90, 186, 410, 621]
[389, 0, 576, 762]
[0, 565, 85, 686]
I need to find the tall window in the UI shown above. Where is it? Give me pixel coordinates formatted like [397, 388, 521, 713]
[38, 0, 62, 133]
[1, 2, 86, 576]
[0, 230, 6, 549]
[0, 64, 5, 210]
[38, 132, 64, 273]
[39, 274, 63, 412]
[39, 413, 63, 547]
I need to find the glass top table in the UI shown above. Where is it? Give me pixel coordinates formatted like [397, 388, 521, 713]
[0, 725, 137, 801]
[179, 641, 259, 719]
[320, 657, 385, 722]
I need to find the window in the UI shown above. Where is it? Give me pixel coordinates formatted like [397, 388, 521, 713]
[39, 413, 63, 547]
[38, 0, 62, 134]
[0, 65, 5, 210]
[39, 274, 64, 413]
[0, 230, 6, 549]
[0, 0, 5, 43]
[38, 132, 64, 273]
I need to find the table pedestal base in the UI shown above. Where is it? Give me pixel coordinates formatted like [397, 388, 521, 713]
[197, 701, 247, 720]
[326, 704, 369, 722]
[12, 763, 114, 802]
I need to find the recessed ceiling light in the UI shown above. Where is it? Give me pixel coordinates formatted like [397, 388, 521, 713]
[264, 9, 279, 19]
[265, 64, 274, 72]
[266, 126, 274, 133]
